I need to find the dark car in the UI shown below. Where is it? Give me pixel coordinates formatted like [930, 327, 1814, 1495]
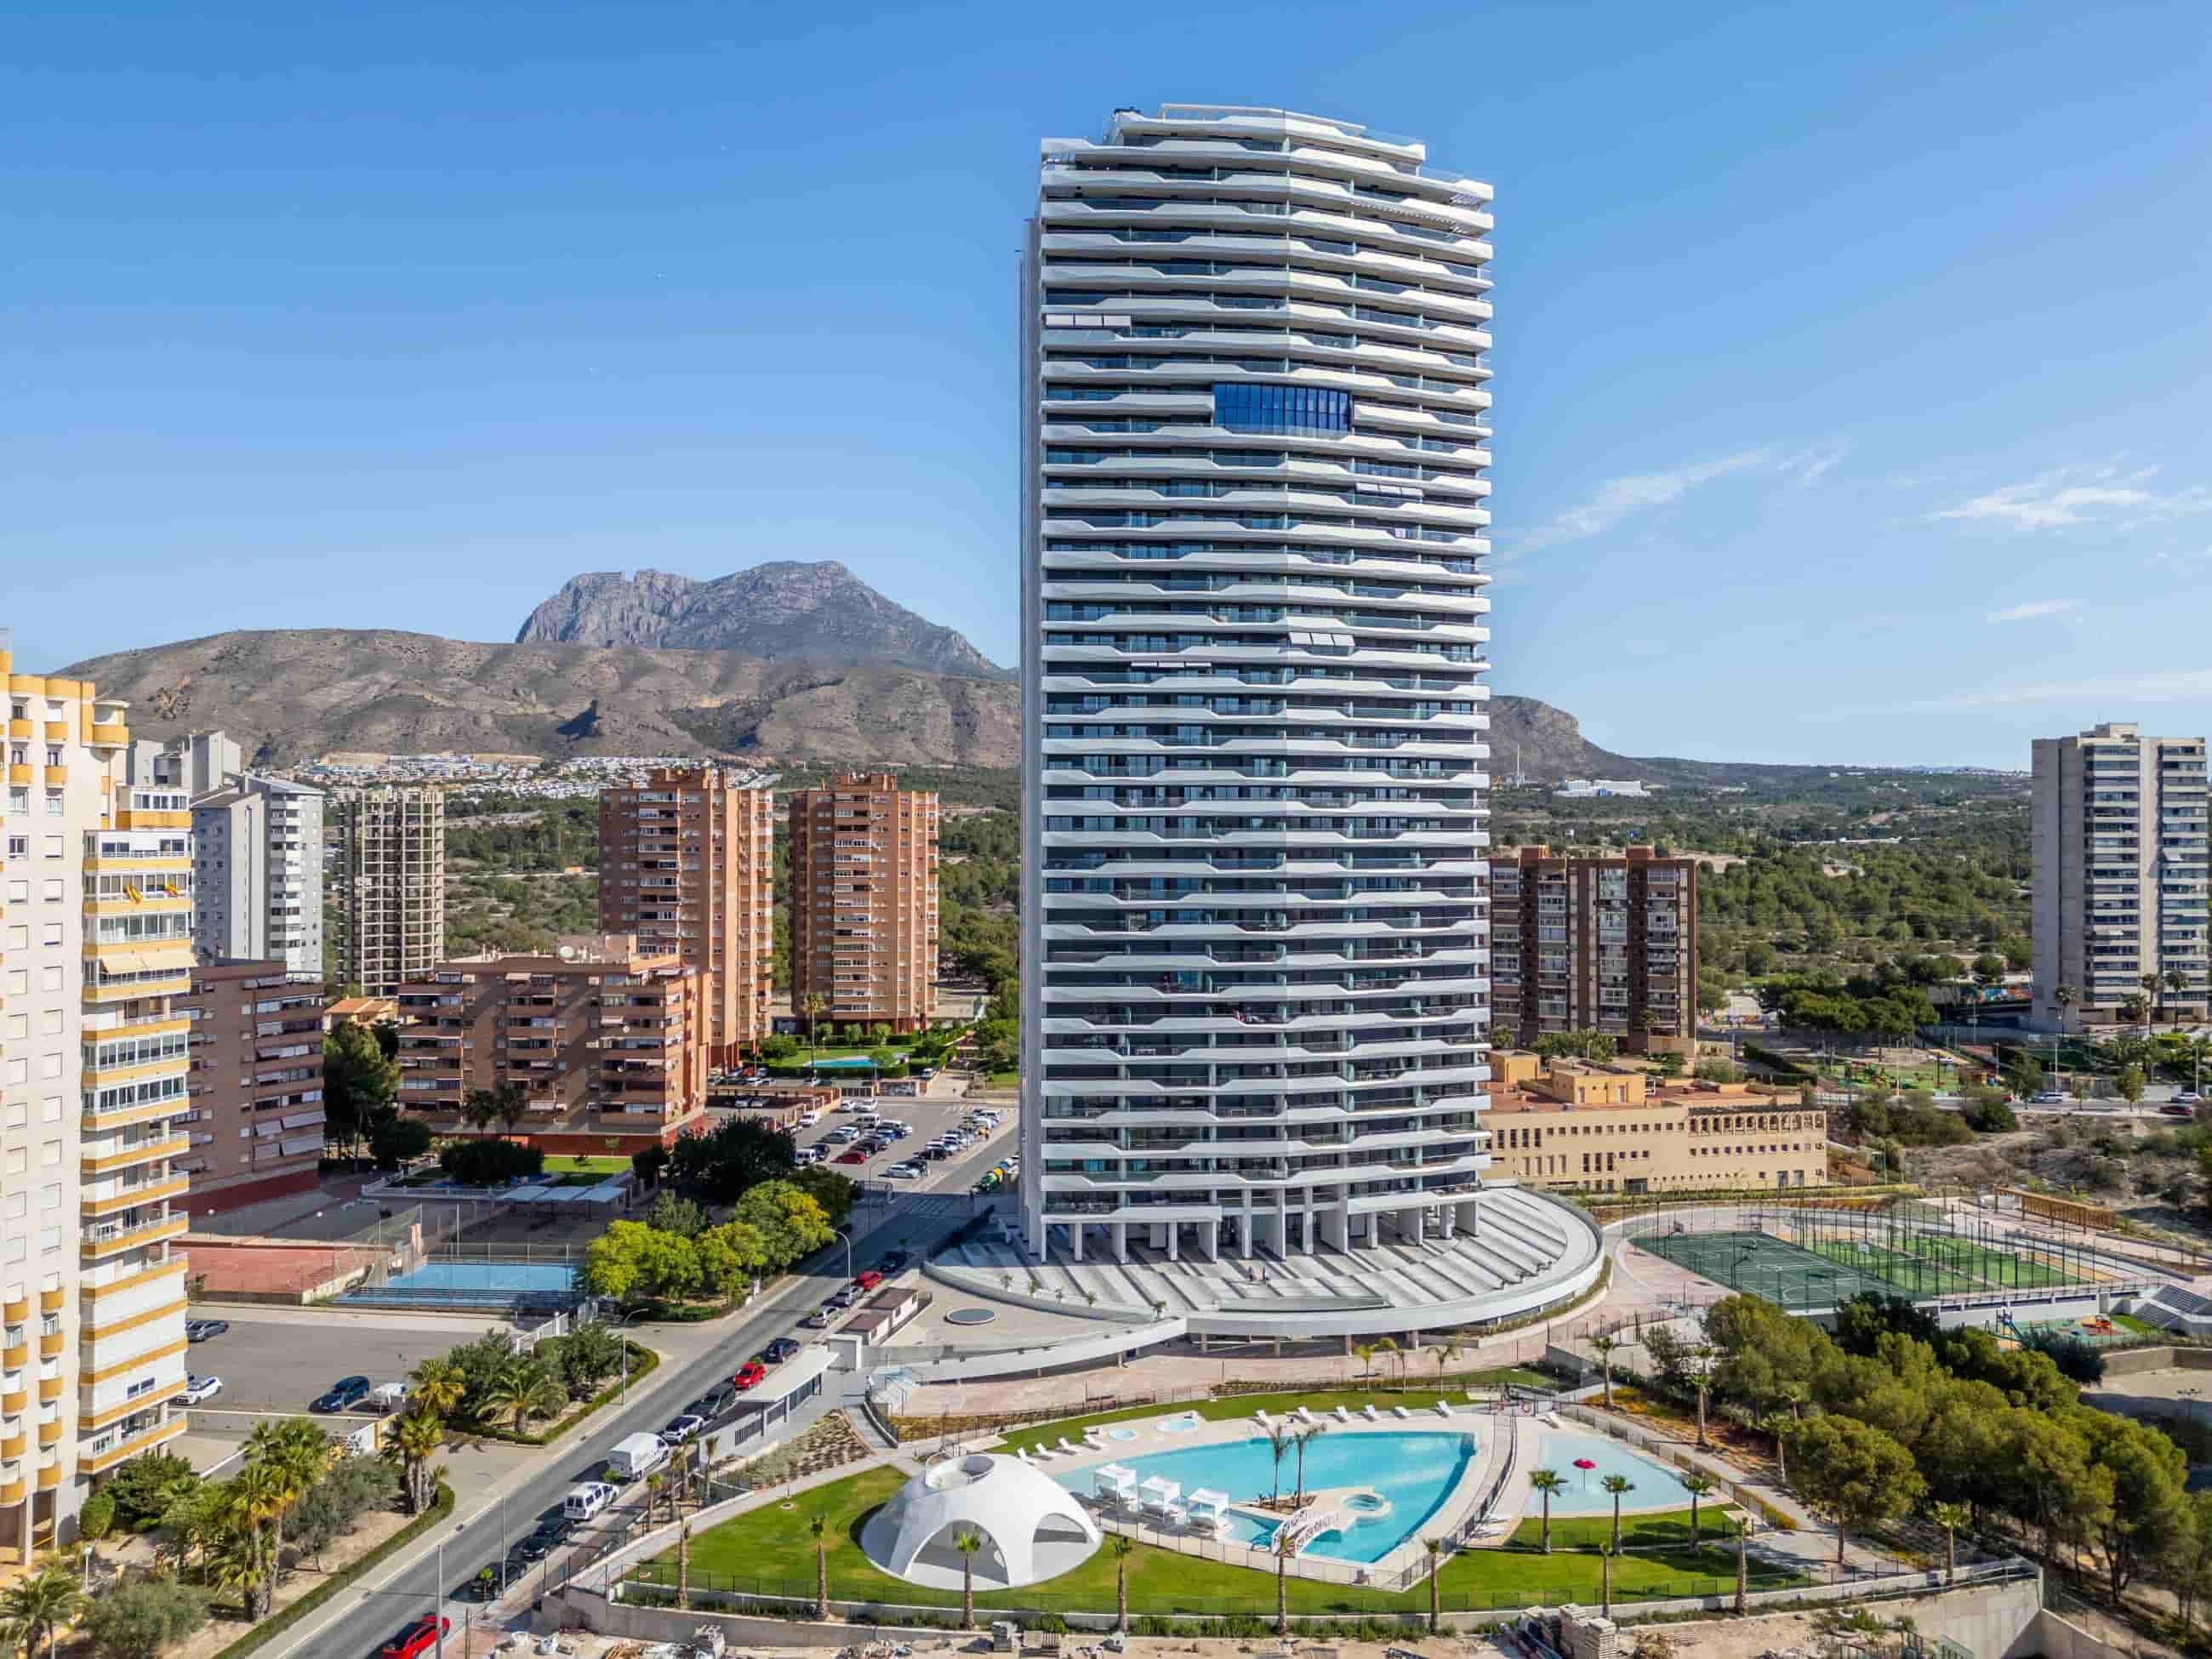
[185, 1319, 231, 1343]
[733, 1360, 767, 1391]
[458, 1561, 524, 1601]
[688, 1384, 738, 1420]
[761, 1337, 801, 1365]
[311, 1375, 372, 1414]
[381, 1617, 450, 1659]
[513, 1519, 575, 1563]
[921, 1145, 951, 1160]
[877, 1251, 910, 1274]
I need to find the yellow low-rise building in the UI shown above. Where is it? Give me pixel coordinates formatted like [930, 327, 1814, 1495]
[1486, 1052, 1827, 1195]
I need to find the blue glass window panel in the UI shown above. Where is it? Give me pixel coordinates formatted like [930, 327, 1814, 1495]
[1212, 383, 1348, 436]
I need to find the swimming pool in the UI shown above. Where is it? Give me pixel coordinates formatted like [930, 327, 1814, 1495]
[1522, 1432, 1690, 1515]
[1056, 1430, 1474, 1564]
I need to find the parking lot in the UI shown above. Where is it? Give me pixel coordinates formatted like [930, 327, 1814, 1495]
[181, 1307, 510, 1416]
[786, 1073, 1017, 1195]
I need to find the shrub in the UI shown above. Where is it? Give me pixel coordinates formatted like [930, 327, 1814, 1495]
[78, 1488, 116, 1542]
[103, 1451, 196, 1530]
[370, 1115, 432, 1169]
[437, 1138, 544, 1187]
[84, 1576, 210, 1659]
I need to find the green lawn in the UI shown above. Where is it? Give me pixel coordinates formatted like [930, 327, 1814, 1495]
[1505, 1506, 1742, 1552]
[544, 1154, 630, 1176]
[999, 1377, 1552, 1452]
[988, 1069, 1019, 1086]
[642, 1466, 1796, 1618]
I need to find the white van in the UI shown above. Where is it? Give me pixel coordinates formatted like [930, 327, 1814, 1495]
[606, 1431, 670, 1481]
[562, 1481, 618, 1521]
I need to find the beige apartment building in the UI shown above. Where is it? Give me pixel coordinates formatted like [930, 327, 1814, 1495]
[2, 636, 193, 1559]
[176, 961, 328, 1213]
[1486, 1052, 1827, 1195]
[334, 786, 446, 997]
[1490, 846, 1696, 1053]
[788, 772, 939, 1033]
[2032, 722, 2209, 1029]
[395, 934, 707, 1153]
[598, 767, 772, 1063]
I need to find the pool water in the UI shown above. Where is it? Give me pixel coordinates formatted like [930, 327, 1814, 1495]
[1522, 1432, 1690, 1515]
[1157, 1411, 1203, 1434]
[1056, 1431, 1474, 1565]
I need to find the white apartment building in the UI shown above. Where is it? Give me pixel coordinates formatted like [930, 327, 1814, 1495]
[2032, 723, 2209, 1029]
[1018, 105, 1499, 1268]
[2, 635, 193, 1559]
[191, 775, 326, 980]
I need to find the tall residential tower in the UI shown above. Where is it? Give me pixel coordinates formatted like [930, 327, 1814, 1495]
[598, 767, 774, 1064]
[3, 635, 193, 1559]
[1018, 106, 1497, 1266]
[789, 772, 940, 1034]
[334, 786, 446, 998]
[2032, 723, 2209, 1029]
[191, 776, 325, 979]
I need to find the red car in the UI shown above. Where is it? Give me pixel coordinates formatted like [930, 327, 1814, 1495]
[853, 1269, 885, 1292]
[733, 1360, 767, 1391]
[834, 1149, 868, 1165]
[383, 1617, 450, 1659]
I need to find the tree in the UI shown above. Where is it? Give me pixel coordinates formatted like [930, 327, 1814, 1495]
[438, 1137, 543, 1187]
[809, 1514, 830, 1621]
[2053, 983, 2078, 1029]
[2117, 1064, 2146, 1104]
[104, 1451, 197, 1531]
[78, 1490, 115, 1544]
[787, 1164, 858, 1229]
[1930, 1501, 1969, 1587]
[550, 1323, 625, 1397]
[1678, 1473, 1716, 1545]
[668, 1116, 797, 1203]
[630, 1143, 670, 1189]
[244, 1417, 329, 1586]
[409, 1357, 467, 1422]
[2078, 1408, 2188, 1602]
[735, 1180, 835, 1266]
[643, 1193, 709, 1239]
[323, 1023, 399, 1159]
[390, 1408, 446, 1517]
[1273, 1526, 1297, 1635]
[369, 1115, 432, 1170]
[694, 1220, 771, 1304]
[1264, 1420, 1292, 1506]
[481, 1357, 566, 1436]
[802, 992, 826, 1058]
[1589, 1334, 1619, 1408]
[83, 1576, 208, 1659]
[1424, 1536, 1444, 1633]
[1433, 1337, 1462, 1385]
[1290, 1421, 1329, 1505]
[952, 1528, 983, 1630]
[1687, 1343, 1718, 1447]
[1971, 955, 2007, 988]
[208, 1529, 271, 1624]
[1110, 1534, 1135, 1633]
[1785, 1414, 1924, 1565]
[1528, 1469, 1565, 1554]
[458, 1087, 505, 1136]
[583, 1218, 701, 1303]
[1601, 1474, 1634, 1552]
[0, 1559, 85, 1659]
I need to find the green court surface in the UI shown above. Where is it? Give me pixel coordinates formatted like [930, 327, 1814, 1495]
[1633, 1223, 2085, 1308]
[1633, 1229, 1900, 1310]
[1804, 1238, 1982, 1297]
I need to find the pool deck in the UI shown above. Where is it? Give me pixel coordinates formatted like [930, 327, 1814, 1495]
[989, 1403, 1502, 1585]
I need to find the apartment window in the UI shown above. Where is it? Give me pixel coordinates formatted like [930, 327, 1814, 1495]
[1212, 382, 1350, 436]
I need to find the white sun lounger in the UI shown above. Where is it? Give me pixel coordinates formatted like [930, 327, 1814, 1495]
[1254, 1408, 1273, 1427]
[1334, 1405, 1353, 1422]
[1430, 1402, 1450, 1418]
[1297, 1405, 1318, 1423]
[1034, 1445, 1059, 1460]
[1362, 1404, 1381, 1422]
[1397, 1405, 1417, 1419]
[1059, 1437, 1082, 1454]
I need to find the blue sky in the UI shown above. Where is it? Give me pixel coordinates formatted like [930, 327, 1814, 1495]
[9, 0, 2209, 767]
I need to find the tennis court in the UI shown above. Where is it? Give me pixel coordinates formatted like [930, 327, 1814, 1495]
[334, 1257, 579, 1311]
[1633, 1229, 1903, 1310]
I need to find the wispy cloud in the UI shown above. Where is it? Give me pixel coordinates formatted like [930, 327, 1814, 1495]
[1930, 666, 2212, 710]
[1987, 598, 2078, 624]
[1508, 441, 1847, 562]
[1931, 464, 2212, 531]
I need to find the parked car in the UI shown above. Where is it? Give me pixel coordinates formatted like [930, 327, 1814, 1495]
[798, 1110, 822, 1126]
[311, 1375, 372, 1414]
[458, 1560, 524, 1601]
[181, 1375, 223, 1405]
[2176, 1090, 2205, 1106]
[2029, 1091, 2069, 1104]
[381, 1618, 450, 1659]
[688, 1384, 738, 1419]
[885, 1162, 923, 1180]
[877, 1250, 910, 1274]
[825, 1286, 862, 1310]
[606, 1432, 670, 1481]
[510, 1520, 573, 1563]
[921, 1145, 951, 1161]
[185, 1319, 230, 1343]
[834, 1149, 869, 1165]
[562, 1482, 619, 1522]
[2161, 1103, 2196, 1118]
[658, 1414, 705, 1445]
[733, 1360, 767, 1391]
[801, 1306, 839, 1329]
[854, 1269, 886, 1291]
[761, 1337, 801, 1364]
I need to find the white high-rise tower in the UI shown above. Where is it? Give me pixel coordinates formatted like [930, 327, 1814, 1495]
[1018, 105, 1498, 1272]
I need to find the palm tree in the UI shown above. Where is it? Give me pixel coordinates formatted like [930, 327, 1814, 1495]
[2144, 972, 2165, 1033]
[677, 1519, 691, 1610]
[1374, 1337, 1401, 1391]
[1527, 1469, 1565, 1554]
[1688, 1344, 1717, 1448]
[2053, 983, 2078, 1032]
[1432, 1337, 1462, 1388]
[809, 1514, 830, 1620]
[1109, 1534, 1135, 1633]
[1599, 1543, 1614, 1620]
[1422, 1537, 1444, 1634]
[1678, 1474, 1716, 1547]
[247, 1417, 328, 1582]
[1600, 1474, 1634, 1553]
[1760, 1413, 1793, 1485]
[1589, 1334, 1618, 1408]
[209, 1530, 271, 1623]
[391, 1411, 446, 1514]
[1352, 1341, 1380, 1387]
[409, 1357, 467, 1421]
[1273, 1527, 1297, 1635]
[2169, 969, 2190, 1030]
[952, 1528, 983, 1630]
[155, 1476, 220, 1573]
[1290, 1421, 1329, 1506]
[1734, 1521, 1748, 1614]
[459, 1086, 504, 1136]
[226, 1461, 290, 1617]
[803, 992, 827, 1060]
[1931, 1501, 1970, 1586]
[1264, 1419, 1293, 1506]
[646, 1472, 665, 1524]
[0, 1558, 84, 1659]
[493, 1080, 529, 1136]
[482, 1357, 565, 1436]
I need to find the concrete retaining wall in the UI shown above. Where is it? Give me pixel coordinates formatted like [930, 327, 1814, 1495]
[2029, 1608, 2131, 1659]
[2100, 1343, 2212, 1377]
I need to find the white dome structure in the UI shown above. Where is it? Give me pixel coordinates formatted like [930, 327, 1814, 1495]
[860, 1454, 1102, 1589]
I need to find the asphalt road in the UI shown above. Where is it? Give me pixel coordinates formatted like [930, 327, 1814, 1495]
[268, 1187, 983, 1659]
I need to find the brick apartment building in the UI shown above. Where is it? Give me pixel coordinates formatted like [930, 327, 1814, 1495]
[176, 961, 329, 1212]
[1489, 845, 1696, 1053]
[1486, 1052, 1827, 1194]
[788, 772, 939, 1033]
[597, 767, 773, 1064]
[393, 934, 706, 1152]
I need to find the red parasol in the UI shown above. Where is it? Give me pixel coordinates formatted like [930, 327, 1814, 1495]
[1573, 1458, 1597, 1470]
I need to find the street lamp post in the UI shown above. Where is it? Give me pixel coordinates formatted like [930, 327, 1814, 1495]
[613, 1308, 647, 1400]
[832, 1228, 853, 1282]
[435, 1515, 468, 1659]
